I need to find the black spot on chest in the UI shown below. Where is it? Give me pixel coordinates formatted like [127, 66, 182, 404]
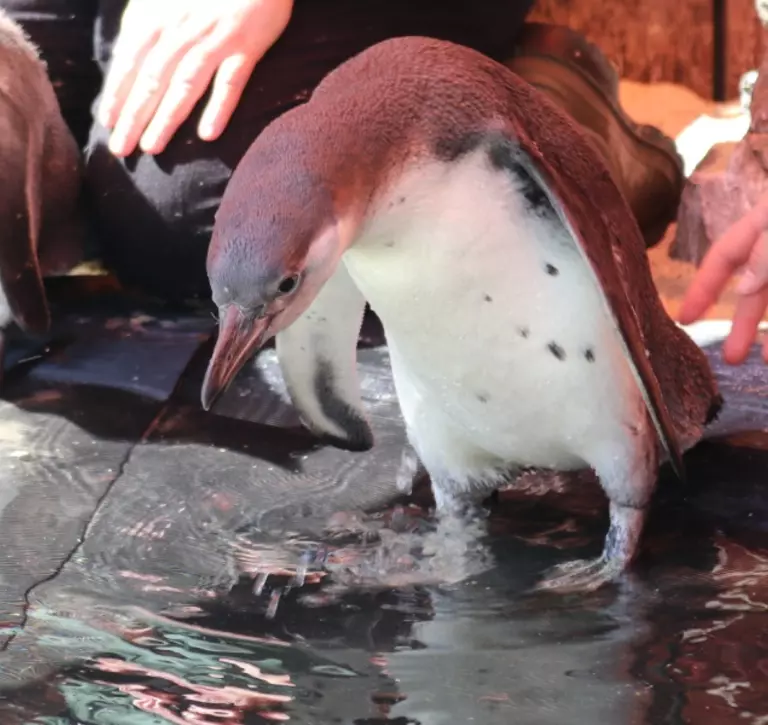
[547, 341, 566, 360]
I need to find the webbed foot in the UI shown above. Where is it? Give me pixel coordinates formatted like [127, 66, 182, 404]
[536, 502, 647, 593]
[537, 555, 626, 592]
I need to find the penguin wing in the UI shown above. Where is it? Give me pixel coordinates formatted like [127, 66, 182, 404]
[275, 260, 374, 452]
[492, 124, 684, 480]
[0, 98, 49, 335]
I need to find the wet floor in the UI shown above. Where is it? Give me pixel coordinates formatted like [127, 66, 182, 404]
[0, 281, 767, 724]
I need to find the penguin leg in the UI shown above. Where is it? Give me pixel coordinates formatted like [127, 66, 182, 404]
[431, 478, 495, 523]
[537, 414, 658, 593]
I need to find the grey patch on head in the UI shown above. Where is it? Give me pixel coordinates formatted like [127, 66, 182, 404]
[398, 196, 406, 205]
[483, 293, 493, 302]
[384, 240, 395, 248]
[584, 348, 595, 362]
[312, 357, 374, 452]
[518, 326, 530, 338]
[486, 138, 556, 219]
[705, 393, 724, 425]
[545, 263, 559, 276]
[547, 342, 566, 360]
[433, 131, 485, 163]
[476, 392, 490, 404]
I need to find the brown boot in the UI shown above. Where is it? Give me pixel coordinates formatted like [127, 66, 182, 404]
[504, 23, 685, 249]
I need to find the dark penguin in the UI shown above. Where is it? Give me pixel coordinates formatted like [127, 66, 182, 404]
[200, 37, 722, 591]
[0, 10, 84, 381]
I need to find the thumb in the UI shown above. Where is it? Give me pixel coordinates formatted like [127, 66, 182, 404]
[735, 229, 768, 295]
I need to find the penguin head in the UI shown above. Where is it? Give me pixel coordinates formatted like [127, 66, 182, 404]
[201, 146, 345, 411]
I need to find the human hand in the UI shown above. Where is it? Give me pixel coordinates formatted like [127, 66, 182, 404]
[98, 0, 293, 157]
[678, 190, 768, 364]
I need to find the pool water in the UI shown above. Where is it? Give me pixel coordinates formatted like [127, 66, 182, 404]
[0, 296, 766, 724]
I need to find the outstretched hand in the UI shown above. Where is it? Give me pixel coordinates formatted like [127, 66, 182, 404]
[98, 0, 294, 157]
[678, 190, 768, 364]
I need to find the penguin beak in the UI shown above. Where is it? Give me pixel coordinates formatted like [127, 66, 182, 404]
[201, 305, 271, 411]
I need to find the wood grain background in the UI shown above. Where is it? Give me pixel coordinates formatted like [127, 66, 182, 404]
[529, 0, 764, 100]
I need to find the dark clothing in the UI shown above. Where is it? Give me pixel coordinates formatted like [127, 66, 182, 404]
[2, 0, 535, 301]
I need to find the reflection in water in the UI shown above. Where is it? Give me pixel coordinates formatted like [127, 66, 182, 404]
[89, 657, 293, 723]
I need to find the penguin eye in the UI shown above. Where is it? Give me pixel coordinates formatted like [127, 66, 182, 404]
[277, 274, 300, 296]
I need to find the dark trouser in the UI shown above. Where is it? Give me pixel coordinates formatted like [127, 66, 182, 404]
[2, 0, 535, 301]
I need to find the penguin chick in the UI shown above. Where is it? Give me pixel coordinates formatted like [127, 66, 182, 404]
[201, 37, 722, 592]
[0, 10, 85, 383]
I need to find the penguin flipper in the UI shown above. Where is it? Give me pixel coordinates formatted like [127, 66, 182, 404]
[275, 261, 374, 451]
[0, 98, 48, 337]
[489, 128, 685, 481]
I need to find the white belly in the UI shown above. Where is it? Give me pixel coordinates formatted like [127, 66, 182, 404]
[342, 151, 645, 486]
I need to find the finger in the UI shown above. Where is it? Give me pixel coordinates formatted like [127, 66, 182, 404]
[98, 25, 162, 128]
[678, 202, 768, 323]
[197, 1, 294, 141]
[762, 325, 768, 363]
[139, 42, 223, 154]
[108, 22, 216, 157]
[735, 229, 768, 295]
[197, 51, 257, 140]
[722, 287, 768, 364]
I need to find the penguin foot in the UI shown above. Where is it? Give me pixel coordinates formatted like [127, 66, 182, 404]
[535, 501, 646, 593]
[536, 555, 626, 593]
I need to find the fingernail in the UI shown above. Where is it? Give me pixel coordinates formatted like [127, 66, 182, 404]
[108, 132, 127, 156]
[139, 131, 160, 154]
[198, 118, 216, 140]
[736, 270, 759, 295]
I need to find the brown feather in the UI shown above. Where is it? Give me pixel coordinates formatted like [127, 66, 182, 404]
[0, 9, 84, 336]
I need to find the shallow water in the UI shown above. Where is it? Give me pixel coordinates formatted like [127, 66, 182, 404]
[0, 294, 767, 724]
